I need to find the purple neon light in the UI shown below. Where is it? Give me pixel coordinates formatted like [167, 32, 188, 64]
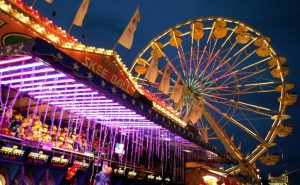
[10, 79, 76, 88]
[63, 108, 136, 114]
[0, 68, 55, 79]
[19, 83, 85, 91]
[35, 92, 98, 98]
[1, 73, 66, 84]
[0, 62, 44, 73]
[102, 116, 146, 120]
[50, 100, 114, 104]
[0, 56, 32, 65]
[28, 88, 92, 95]
[104, 121, 154, 124]
[0, 56, 172, 137]
[43, 96, 107, 102]
[109, 125, 162, 129]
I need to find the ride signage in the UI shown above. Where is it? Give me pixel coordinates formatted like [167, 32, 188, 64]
[72, 160, 90, 170]
[27, 151, 49, 166]
[50, 156, 69, 169]
[0, 146, 24, 162]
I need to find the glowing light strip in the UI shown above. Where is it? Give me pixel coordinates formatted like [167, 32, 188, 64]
[19, 84, 85, 91]
[63, 108, 136, 114]
[0, 62, 44, 73]
[11, 79, 75, 88]
[104, 121, 154, 124]
[98, 116, 145, 120]
[50, 100, 114, 104]
[0, 68, 54, 79]
[1, 73, 66, 84]
[109, 125, 162, 129]
[72, 110, 133, 113]
[43, 96, 107, 102]
[0, 56, 32, 65]
[35, 92, 98, 98]
[28, 88, 92, 95]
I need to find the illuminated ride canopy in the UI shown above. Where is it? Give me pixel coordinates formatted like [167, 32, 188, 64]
[0, 39, 235, 177]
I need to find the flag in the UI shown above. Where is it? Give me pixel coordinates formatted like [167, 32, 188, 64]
[170, 77, 184, 103]
[188, 99, 204, 124]
[45, 0, 53, 3]
[230, 134, 234, 142]
[118, 7, 140, 49]
[175, 95, 184, 112]
[145, 50, 158, 83]
[158, 64, 171, 94]
[73, 0, 91, 27]
[238, 142, 241, 150]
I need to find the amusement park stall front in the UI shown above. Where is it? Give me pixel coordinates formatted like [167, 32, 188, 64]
[0, 1, 241, 184]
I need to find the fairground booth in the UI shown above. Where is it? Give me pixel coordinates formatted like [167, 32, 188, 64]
[0, 0, 295, 185]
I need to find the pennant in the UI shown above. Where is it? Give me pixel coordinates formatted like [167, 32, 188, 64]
[170, 77, 184, 103]
[145, 50, 158, 83]
[73, 0, 91, 27]
[230, 134, 234, 142]
[175, 95, 184, 112]
[158, 64, 171, 94]
[118, 7, 140, 49]
[187, 99, 204, 124]
[238, 142, 241, 150]
[45, 0, 53, 3]
[200, 128, 208, 143]
[183, 105, 191, 123]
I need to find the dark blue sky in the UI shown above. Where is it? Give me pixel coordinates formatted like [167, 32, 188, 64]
[25, 0, 300, 183]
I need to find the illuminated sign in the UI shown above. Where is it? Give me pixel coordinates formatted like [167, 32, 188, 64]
[27, 151, 49, 166]
[50, 156, 69, 168]
[73, 160, 89, 170]
[0, 146, 24, 162]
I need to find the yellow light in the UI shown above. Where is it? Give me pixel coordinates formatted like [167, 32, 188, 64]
[203, 175, 220, 185]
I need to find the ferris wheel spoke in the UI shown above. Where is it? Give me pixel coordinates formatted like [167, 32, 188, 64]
[153, 42, 183, 79]
[207, 88, 277, 96]
[169, 31, 190, 78]
[207, 52, 270, 89]
[205, 64, 272, 90]
[195, 24, 216, 76]
[206, 96, 278, 117]
[204, 38, 256, 83]
[206, 81, 279, 91]
[236, 108, 264, 138]
[205, 101, 265, 143]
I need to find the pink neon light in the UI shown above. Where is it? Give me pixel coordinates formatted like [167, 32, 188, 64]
[35, 92, 98, 98]
[0, 56, 32, 65]
[102, 117, 146, 120]
[104, 121, 154, 124]
[28, 88, 92, 95]
[107, 125, 162, 129]
[0, 62, 44, 73]
[73, 112, 129, 116]
[0, 68, 55, 79]
[43, 96, 107, 102]
[64, 108, 136, 113]
[20, 84, 85, 91]
[1, 73, 66, 84]
[11, 79, 75, 88]
[50, 100, 114, 105]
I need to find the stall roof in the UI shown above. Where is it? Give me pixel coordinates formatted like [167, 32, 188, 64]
[0, 39, 237, 164]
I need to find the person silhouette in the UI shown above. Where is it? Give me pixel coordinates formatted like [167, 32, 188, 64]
[94, 166, 112, 185]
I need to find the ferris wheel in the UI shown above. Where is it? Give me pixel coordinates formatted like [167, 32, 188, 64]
[129, 17, 296, 176]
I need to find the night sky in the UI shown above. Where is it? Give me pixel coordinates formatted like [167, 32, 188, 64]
[23, 0, 300, 183]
